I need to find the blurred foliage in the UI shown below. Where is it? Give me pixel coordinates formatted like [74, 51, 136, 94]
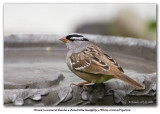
[75, 21, 157, 41]
[147, 20, 156, 31]
[75, 9, 156, 41]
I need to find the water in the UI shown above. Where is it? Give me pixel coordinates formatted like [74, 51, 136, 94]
[4, 47, 156, 88]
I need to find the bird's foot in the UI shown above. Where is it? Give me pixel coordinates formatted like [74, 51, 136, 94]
[71, 82, 90, 90]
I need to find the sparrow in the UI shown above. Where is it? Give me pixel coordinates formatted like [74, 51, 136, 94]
[60, 34, 144, 89]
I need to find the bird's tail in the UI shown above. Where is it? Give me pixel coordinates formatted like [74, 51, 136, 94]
[114, 73, 145, 89]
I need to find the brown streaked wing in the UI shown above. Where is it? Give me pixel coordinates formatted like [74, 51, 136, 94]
[70, 50, 113, 76]
[103, 53, 124, 73]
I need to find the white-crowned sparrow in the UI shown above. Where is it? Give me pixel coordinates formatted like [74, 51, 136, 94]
[60, 34, 144, 89]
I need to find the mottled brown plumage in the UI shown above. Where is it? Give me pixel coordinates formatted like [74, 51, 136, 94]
[60, 34, 144, 89]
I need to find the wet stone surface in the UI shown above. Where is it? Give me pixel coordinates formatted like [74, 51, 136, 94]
[4, 67, 64, 89]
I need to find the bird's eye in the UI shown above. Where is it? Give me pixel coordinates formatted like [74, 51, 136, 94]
[83, 38, 89, 41]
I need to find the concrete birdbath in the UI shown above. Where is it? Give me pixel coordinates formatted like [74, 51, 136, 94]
[4, 34, 156, 106]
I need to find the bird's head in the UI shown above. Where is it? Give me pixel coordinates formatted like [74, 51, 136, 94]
[60, 33, 90, 50]
[60, 33, 89, 43]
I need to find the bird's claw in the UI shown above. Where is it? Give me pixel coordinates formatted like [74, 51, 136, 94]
[71, 82, 88, 90]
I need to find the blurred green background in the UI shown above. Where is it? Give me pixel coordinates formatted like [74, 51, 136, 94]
[4, 4, 156, 40]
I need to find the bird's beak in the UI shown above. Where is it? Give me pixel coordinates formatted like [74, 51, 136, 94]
[59, 37, 67, 43]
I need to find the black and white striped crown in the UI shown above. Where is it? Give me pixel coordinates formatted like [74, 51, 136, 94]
[66, 34, 89, 41]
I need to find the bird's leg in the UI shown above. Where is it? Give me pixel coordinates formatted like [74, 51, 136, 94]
[72, 82, 90, 86]
[72, 82, 90, 90]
